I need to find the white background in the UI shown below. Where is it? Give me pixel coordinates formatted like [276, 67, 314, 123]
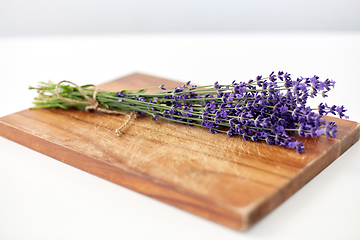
[0, 33, 360, 240]
[0, 0, 359, 35]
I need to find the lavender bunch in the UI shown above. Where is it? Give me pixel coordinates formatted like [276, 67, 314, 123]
[31, 71, 348, 153]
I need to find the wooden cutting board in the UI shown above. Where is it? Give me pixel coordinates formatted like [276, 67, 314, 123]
[1, 73, 359, 231]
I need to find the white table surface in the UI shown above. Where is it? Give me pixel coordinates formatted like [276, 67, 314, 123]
[0, 33, 359, 240]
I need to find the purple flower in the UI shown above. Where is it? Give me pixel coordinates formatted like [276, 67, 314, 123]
[265, 136, 275, 145]
[325, 122, 337, 138]
[214, 81, 221, 89]
[296, 142, 304, 154]
[336, 105, 349, 119]
[324, 78, 336, 90]
[287, 140, 304, 153]
[160, 84, 166, 90]
[279, 105, 288, 115]
[115, 91, 125, 97]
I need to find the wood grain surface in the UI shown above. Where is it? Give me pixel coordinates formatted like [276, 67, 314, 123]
[1, 73, 359, 231]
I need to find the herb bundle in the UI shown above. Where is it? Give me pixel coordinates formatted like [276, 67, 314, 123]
[31, 71, 348, 153]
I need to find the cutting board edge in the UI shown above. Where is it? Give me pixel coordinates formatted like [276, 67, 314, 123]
[243, 120, 360, 229]
[339, 121, 360, 153]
